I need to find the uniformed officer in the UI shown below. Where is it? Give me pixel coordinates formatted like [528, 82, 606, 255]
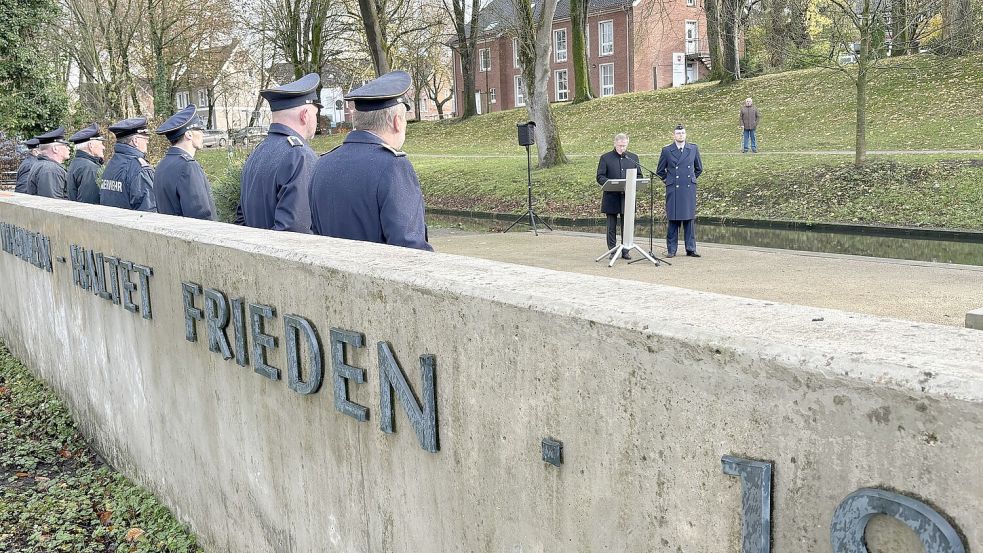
[309, 71, 432, 251]
[238, 73, 320, 232]
[100, 117, 156, 212]
[153, 104, 216, 220]
[14, 138, 39, 193]
[655, 124, 703, 257]
[26, 127, 71, 198]
[66, 123, 105, 203]
[596, 133, 641, 260]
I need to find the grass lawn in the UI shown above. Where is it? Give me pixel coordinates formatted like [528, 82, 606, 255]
[0, 344, 203, 552]
[197, 53, 983, 229]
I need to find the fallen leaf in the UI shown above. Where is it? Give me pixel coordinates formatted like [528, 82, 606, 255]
[98, 510, 113, 525]
[15, 472, 29, 478]
[125, 528, 145, 542]
[58, 449, 72, 458]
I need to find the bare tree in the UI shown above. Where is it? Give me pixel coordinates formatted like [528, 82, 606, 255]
[509, 0, 568, 167]
[444, 0, 480, 118]
[260, 0, 350, 80]
[395, 6, 450, 120]
[569, 0, 593, 102]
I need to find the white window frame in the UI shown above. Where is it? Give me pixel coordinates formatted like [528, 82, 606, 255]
[513, 37, 521, 68]
[197, 89, 208, 106]
[514, 75, 526, 107]
[553, 29, 568, 63]
[489, 88, 497, 104]
[479, 48, 491, 71]
[600, 63, 615, 96]
[176, 91, 190, 109]
[599, 20, 614, 56]
[686, 0, 696, 6]
[554, 69, 569, 101]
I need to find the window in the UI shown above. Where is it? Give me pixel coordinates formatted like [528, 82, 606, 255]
[600, 63, 614, 96]
[198, 90, 208, 106]
[553, 29, 568, 62]
[555, 69, 569, 101]
[489, 88, 497, 104]
[513, 37, 521, 68]
[175, 91, 190, 109]
[479, 48, 491, 71]
[599, 20, 614, 56]
[514, 75, 525, 107]
[687, 0, 696, 5]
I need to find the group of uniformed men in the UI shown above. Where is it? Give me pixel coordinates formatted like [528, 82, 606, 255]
[13, 71, 432, 252]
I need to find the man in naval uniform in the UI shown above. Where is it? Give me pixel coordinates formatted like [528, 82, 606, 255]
[14, 138, 39, 193]
[656, 124, 703, 257]
[309, 71, 432, 251]
[100, 117, 156, 212]
[26, 127, 71, 198]
[596, 133, 641, 260]
[66, 123, 105, 203]
[153, 104, 215, 220]
[238, 73, 320, 232]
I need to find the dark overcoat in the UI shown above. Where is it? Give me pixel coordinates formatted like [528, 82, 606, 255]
[656, 142, 703, 221]
[309, 130, 432, 251]
[100, 143, 157, 211]
[239, 123, 316, 233]
[154, 147, 216, 220]
[14, 156, 37, 193]
[67, 151, 103, 203]
[595, 149, 641, 214]
[28, 155, 68, 198]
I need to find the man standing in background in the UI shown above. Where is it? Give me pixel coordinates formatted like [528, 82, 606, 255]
[595, 133, 640, 260]
[14, 138, 39, 193]
[27, 128, 71, 198]
[154, 105, 216, 220]
[740, 97, 760, 153]
[656, 124, 703, 258]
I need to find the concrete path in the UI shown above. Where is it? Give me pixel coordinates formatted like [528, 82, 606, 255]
[430, 229, 983, 327]
[411, 149, 983, 158]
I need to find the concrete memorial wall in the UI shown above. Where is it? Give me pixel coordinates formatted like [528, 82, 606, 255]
[1, 194, 981, 553]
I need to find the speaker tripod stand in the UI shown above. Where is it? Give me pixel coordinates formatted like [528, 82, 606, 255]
[504, 144, 552, 235]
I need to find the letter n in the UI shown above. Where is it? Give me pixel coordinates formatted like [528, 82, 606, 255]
[378, 342, 438, 453]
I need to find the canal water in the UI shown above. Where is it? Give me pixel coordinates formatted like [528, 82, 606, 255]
[430, 214, 983, 267]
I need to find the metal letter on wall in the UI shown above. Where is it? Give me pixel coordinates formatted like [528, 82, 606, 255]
[830, 488, 966, 553]
[377, 342, 438, 453]
[132, 264, 153, 319]
[722, 455, 773, 553]
[249, 303, 279, 380]
[230, 298, 249, 367]
[119, 261, 138, 313]
[204, 288, 233, 360]
[182, 282, 204, 342]
[330, 329, 368, 421]
[283, 314, 323, 395]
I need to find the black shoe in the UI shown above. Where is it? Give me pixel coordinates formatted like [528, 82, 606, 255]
[686, 251, 701, 257]
[666, 253, 676, 258]
[621, 252, 631, 260]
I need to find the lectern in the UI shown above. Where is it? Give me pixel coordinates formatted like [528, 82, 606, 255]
[594, 169, 660, 267]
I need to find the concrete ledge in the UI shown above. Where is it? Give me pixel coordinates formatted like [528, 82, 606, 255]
[967, 308, 983, 330]
[2, 193, 982, 552]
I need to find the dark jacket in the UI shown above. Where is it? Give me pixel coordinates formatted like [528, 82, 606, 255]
[595, 149, 641, 214]
[14, 155, 37, 193]
[100, 143, 156, 211]
[239, 123, 316, 233]
[310, 130, 432, 251]
[656, 142, 703, 221]
[67, 150, 103, 203]
[154, 147, 216, 220]
[27, 155, 68, 198]
[740, 105, 760, 130]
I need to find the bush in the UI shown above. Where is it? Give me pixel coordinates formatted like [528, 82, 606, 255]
[212, 151, 246, 223]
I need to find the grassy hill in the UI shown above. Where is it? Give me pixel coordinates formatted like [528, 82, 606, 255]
[201, 53, 983, 229]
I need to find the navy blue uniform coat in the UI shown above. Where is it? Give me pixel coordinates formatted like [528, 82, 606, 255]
[154, 147, 216, 220]
[27, 155, 68, 198]
[309, 130, 432, 251]
[14, 156, 37, 193]
[595, 149, 641, 214]
[100, 143, 157, 211]
[656, 142, 703, 221]
[239, 123, 316, 233]
[67, 151, 103, 203]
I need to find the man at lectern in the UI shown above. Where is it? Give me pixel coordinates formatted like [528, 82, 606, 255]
[595, 133, 640, 260]
[656, 124, 703, 258]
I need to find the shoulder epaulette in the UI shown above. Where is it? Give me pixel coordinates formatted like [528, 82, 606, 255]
[380, 144, 406, 157]
[138, 158, 151, 167]
[287, 136, 304, 147]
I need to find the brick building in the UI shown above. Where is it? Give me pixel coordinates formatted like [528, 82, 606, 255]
[453, 0, 711, 114]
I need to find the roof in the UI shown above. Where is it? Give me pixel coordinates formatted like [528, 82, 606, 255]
[470, 0, 633, 37]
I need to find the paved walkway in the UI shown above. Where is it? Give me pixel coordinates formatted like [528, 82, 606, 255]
[429, 229, 983, 327]
[412, 149, 983, 158]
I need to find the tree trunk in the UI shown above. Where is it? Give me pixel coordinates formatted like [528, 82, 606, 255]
[704, 0, 725, 80]
[942, 0, 974, 55]
[890, 0, 908, 56]
[570, 0, 593, 102]
[719, 0, 740, 81]
[358, 0, 390, 76]
[855, 0, 872, 165]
